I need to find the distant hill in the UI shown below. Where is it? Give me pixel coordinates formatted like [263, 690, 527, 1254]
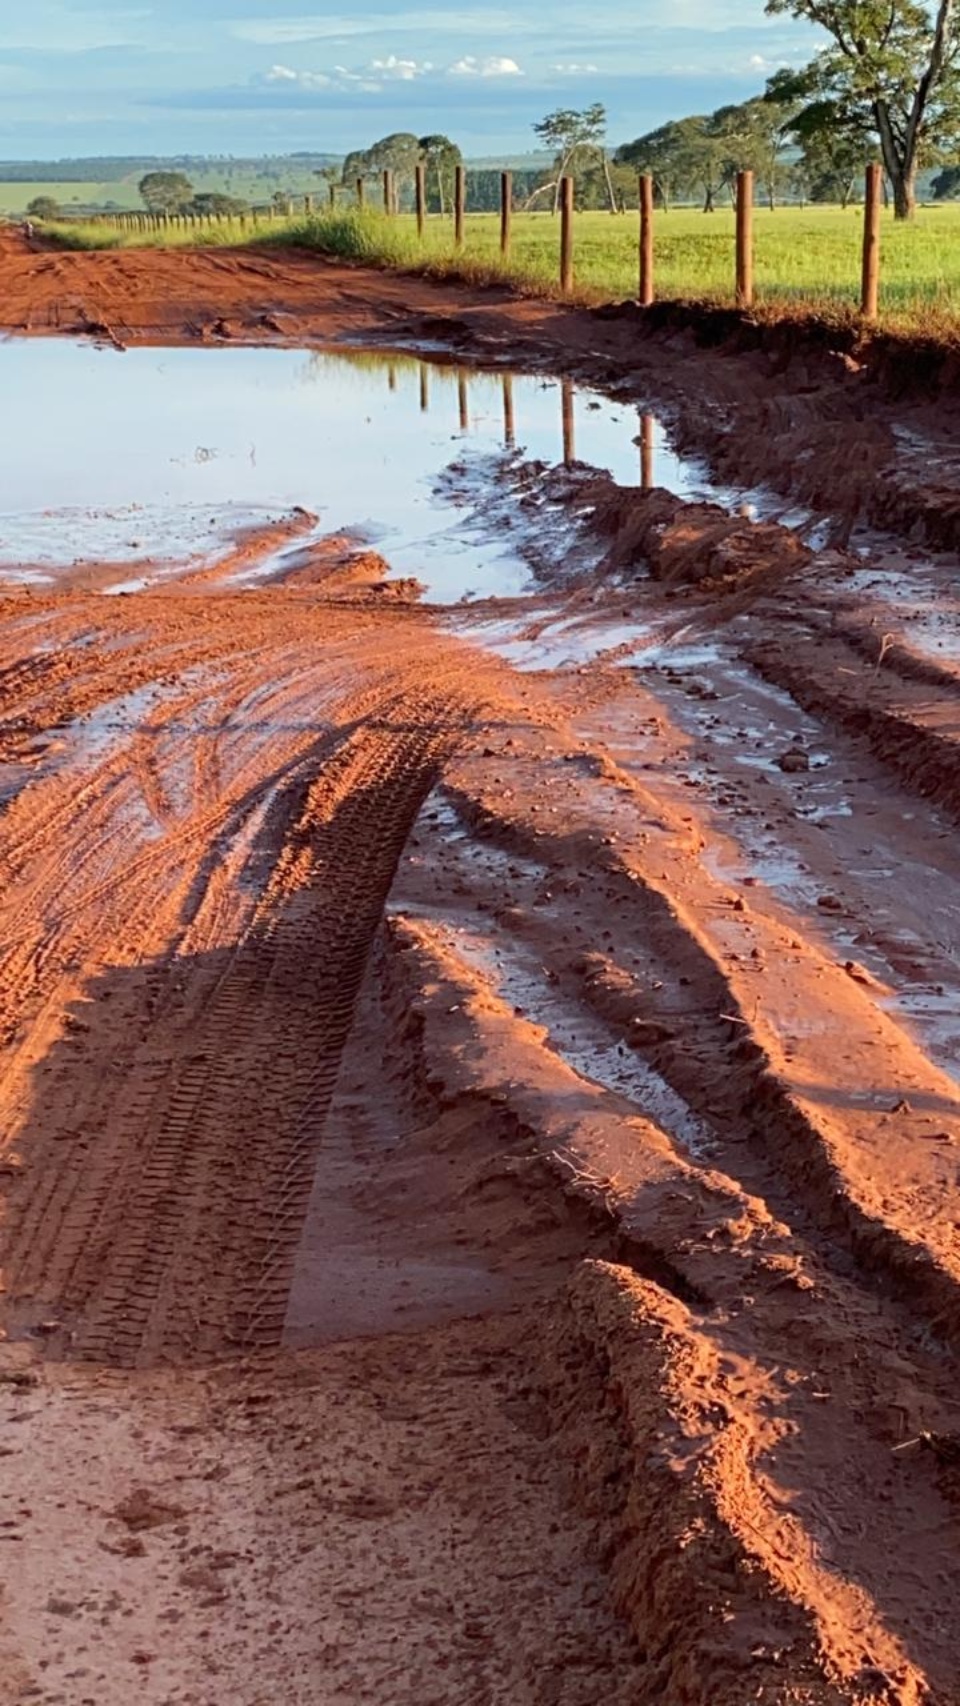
[0, 154, 345, 215]
[0, 154, 340, 183]
[0, 150, 556, 215]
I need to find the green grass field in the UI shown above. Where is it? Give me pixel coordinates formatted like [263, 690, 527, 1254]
[0, 180, 137, 214]
[32, 202, 960, 334]
[0, 165, 328, 216]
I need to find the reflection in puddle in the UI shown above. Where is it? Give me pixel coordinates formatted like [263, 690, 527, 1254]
[0, 342, 708, 602]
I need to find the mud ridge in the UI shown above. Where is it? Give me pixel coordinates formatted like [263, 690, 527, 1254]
[384, 902, 960, 1705]
[545, 1263, 892, 1706]
[439, 781, 960, 1351]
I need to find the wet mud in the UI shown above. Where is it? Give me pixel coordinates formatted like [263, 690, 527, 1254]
[1, 227, 960, 1704]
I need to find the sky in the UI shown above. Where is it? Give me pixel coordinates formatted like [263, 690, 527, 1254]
[0, 1, 821, 160]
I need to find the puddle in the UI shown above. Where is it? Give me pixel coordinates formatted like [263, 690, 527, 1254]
[0, 341, 708, 602]
[578, 658, 960, 1085]
[844, 547, 960, 668]
[469, 608, 727, 674]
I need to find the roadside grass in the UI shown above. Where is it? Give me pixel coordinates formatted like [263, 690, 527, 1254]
[33, 203, 960, 338]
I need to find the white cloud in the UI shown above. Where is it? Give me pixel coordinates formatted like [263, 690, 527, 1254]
[368, 54, 432, 80]
[332, 65, 386, 91]
[448, 55, 523, 77]
[551, 62, 599, 74]
[262, 63, 334, 88]
[258, 55, 431, 94]
[259, 49, 521, 91]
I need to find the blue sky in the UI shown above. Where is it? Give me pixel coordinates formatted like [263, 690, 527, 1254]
[0, 1, 819, 159]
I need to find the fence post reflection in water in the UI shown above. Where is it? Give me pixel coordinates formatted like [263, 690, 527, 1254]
[502, 374, 515, 448]
[640, 414, 656, 490]
[561, 379, 576, 466]
[458, 371, 470, 433]
[420, 363, 430, 413]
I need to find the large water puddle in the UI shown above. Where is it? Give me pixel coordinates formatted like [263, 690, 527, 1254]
[0, 340, 709, 600]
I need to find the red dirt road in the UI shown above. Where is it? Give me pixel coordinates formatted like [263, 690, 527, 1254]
[1, 230, 960, 1704]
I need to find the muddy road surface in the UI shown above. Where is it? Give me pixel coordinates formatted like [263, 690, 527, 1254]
[2, 230, 960, 1705]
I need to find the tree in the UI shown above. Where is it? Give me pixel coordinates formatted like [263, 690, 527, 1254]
[618, 119, 699, 209]
[617, 113, 736, 210]
[189, 193, 249, 216]
[418, 135, 462, 214]
[315, 165, 341, 205]
[139, 171, 194, 214]
[340, 134, 421, 207]
[766, 0, 960, 218]
[26, 196, 59, 220]
[766, 63, 867, 209]
[713, 97, 797, 209]
[365, 132, 422, 205]
[932, 160, 960, 193]
[341, 149, 371, 188]
[533, 104, 615, 211]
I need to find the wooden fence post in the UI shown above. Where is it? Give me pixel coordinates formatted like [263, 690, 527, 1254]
[415, 164, 426, 239]
[639, 173, 655, 307]
[861, 161, 882, 321]
[383, 170, 394, 215]
[304, 193, 313, 214]
[356, 177, 366, 209]
[560, 175, 574, 295]
[454, 166, 466, 249]
[500, 171, 512, 258]
[736, 170, 754, 309]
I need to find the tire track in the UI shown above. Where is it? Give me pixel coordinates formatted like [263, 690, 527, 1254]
[69, 698, 458, 1363]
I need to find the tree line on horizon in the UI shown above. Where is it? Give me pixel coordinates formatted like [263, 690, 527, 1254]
[23, 3, 960, 226]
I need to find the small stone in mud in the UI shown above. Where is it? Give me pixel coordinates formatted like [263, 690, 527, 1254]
[778, 747, 810, 774]
[112, 1489, 186, 1532]
[46, 1597, 79, 1618]
[844, 960, 877, 987]
[817, 893, 844, 912]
